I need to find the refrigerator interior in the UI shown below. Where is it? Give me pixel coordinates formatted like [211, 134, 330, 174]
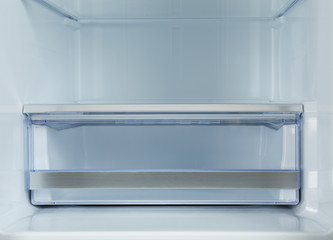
[1, 0, 333, 239]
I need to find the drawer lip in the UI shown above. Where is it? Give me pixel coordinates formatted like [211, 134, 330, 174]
[30, 171, 299, 190]
[23, 104, 304, 115]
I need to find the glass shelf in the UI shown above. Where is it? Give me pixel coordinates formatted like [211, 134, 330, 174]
[25, 104, 302, 205]
[37, 0, 300, 20]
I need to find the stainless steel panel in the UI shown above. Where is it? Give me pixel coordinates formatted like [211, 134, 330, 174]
[30, 171, 299, 190]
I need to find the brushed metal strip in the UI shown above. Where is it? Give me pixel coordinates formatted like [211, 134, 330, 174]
[23, 104, 303, 114]
[30, 171, 299, 190]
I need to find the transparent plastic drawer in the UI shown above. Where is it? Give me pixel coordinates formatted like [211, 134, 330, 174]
[24, 104, 302, 205]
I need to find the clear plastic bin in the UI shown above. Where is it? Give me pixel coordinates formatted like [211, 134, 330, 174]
[25, 104, 302, 205]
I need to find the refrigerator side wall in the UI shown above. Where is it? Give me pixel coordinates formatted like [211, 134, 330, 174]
[280, 0, 333, 233]
[0, 0, 78, 232]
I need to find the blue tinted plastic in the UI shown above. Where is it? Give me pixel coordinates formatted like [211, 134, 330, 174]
[27, 111, 301, 205]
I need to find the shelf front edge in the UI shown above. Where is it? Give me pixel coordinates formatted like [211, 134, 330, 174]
[23, 104, 303, 114]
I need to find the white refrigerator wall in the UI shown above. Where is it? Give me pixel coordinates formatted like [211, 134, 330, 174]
[290, 0, 333, 233]
[1, 0, 333, 239]
[0, 0, 77, 234]
[79, 19, 273, 103]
